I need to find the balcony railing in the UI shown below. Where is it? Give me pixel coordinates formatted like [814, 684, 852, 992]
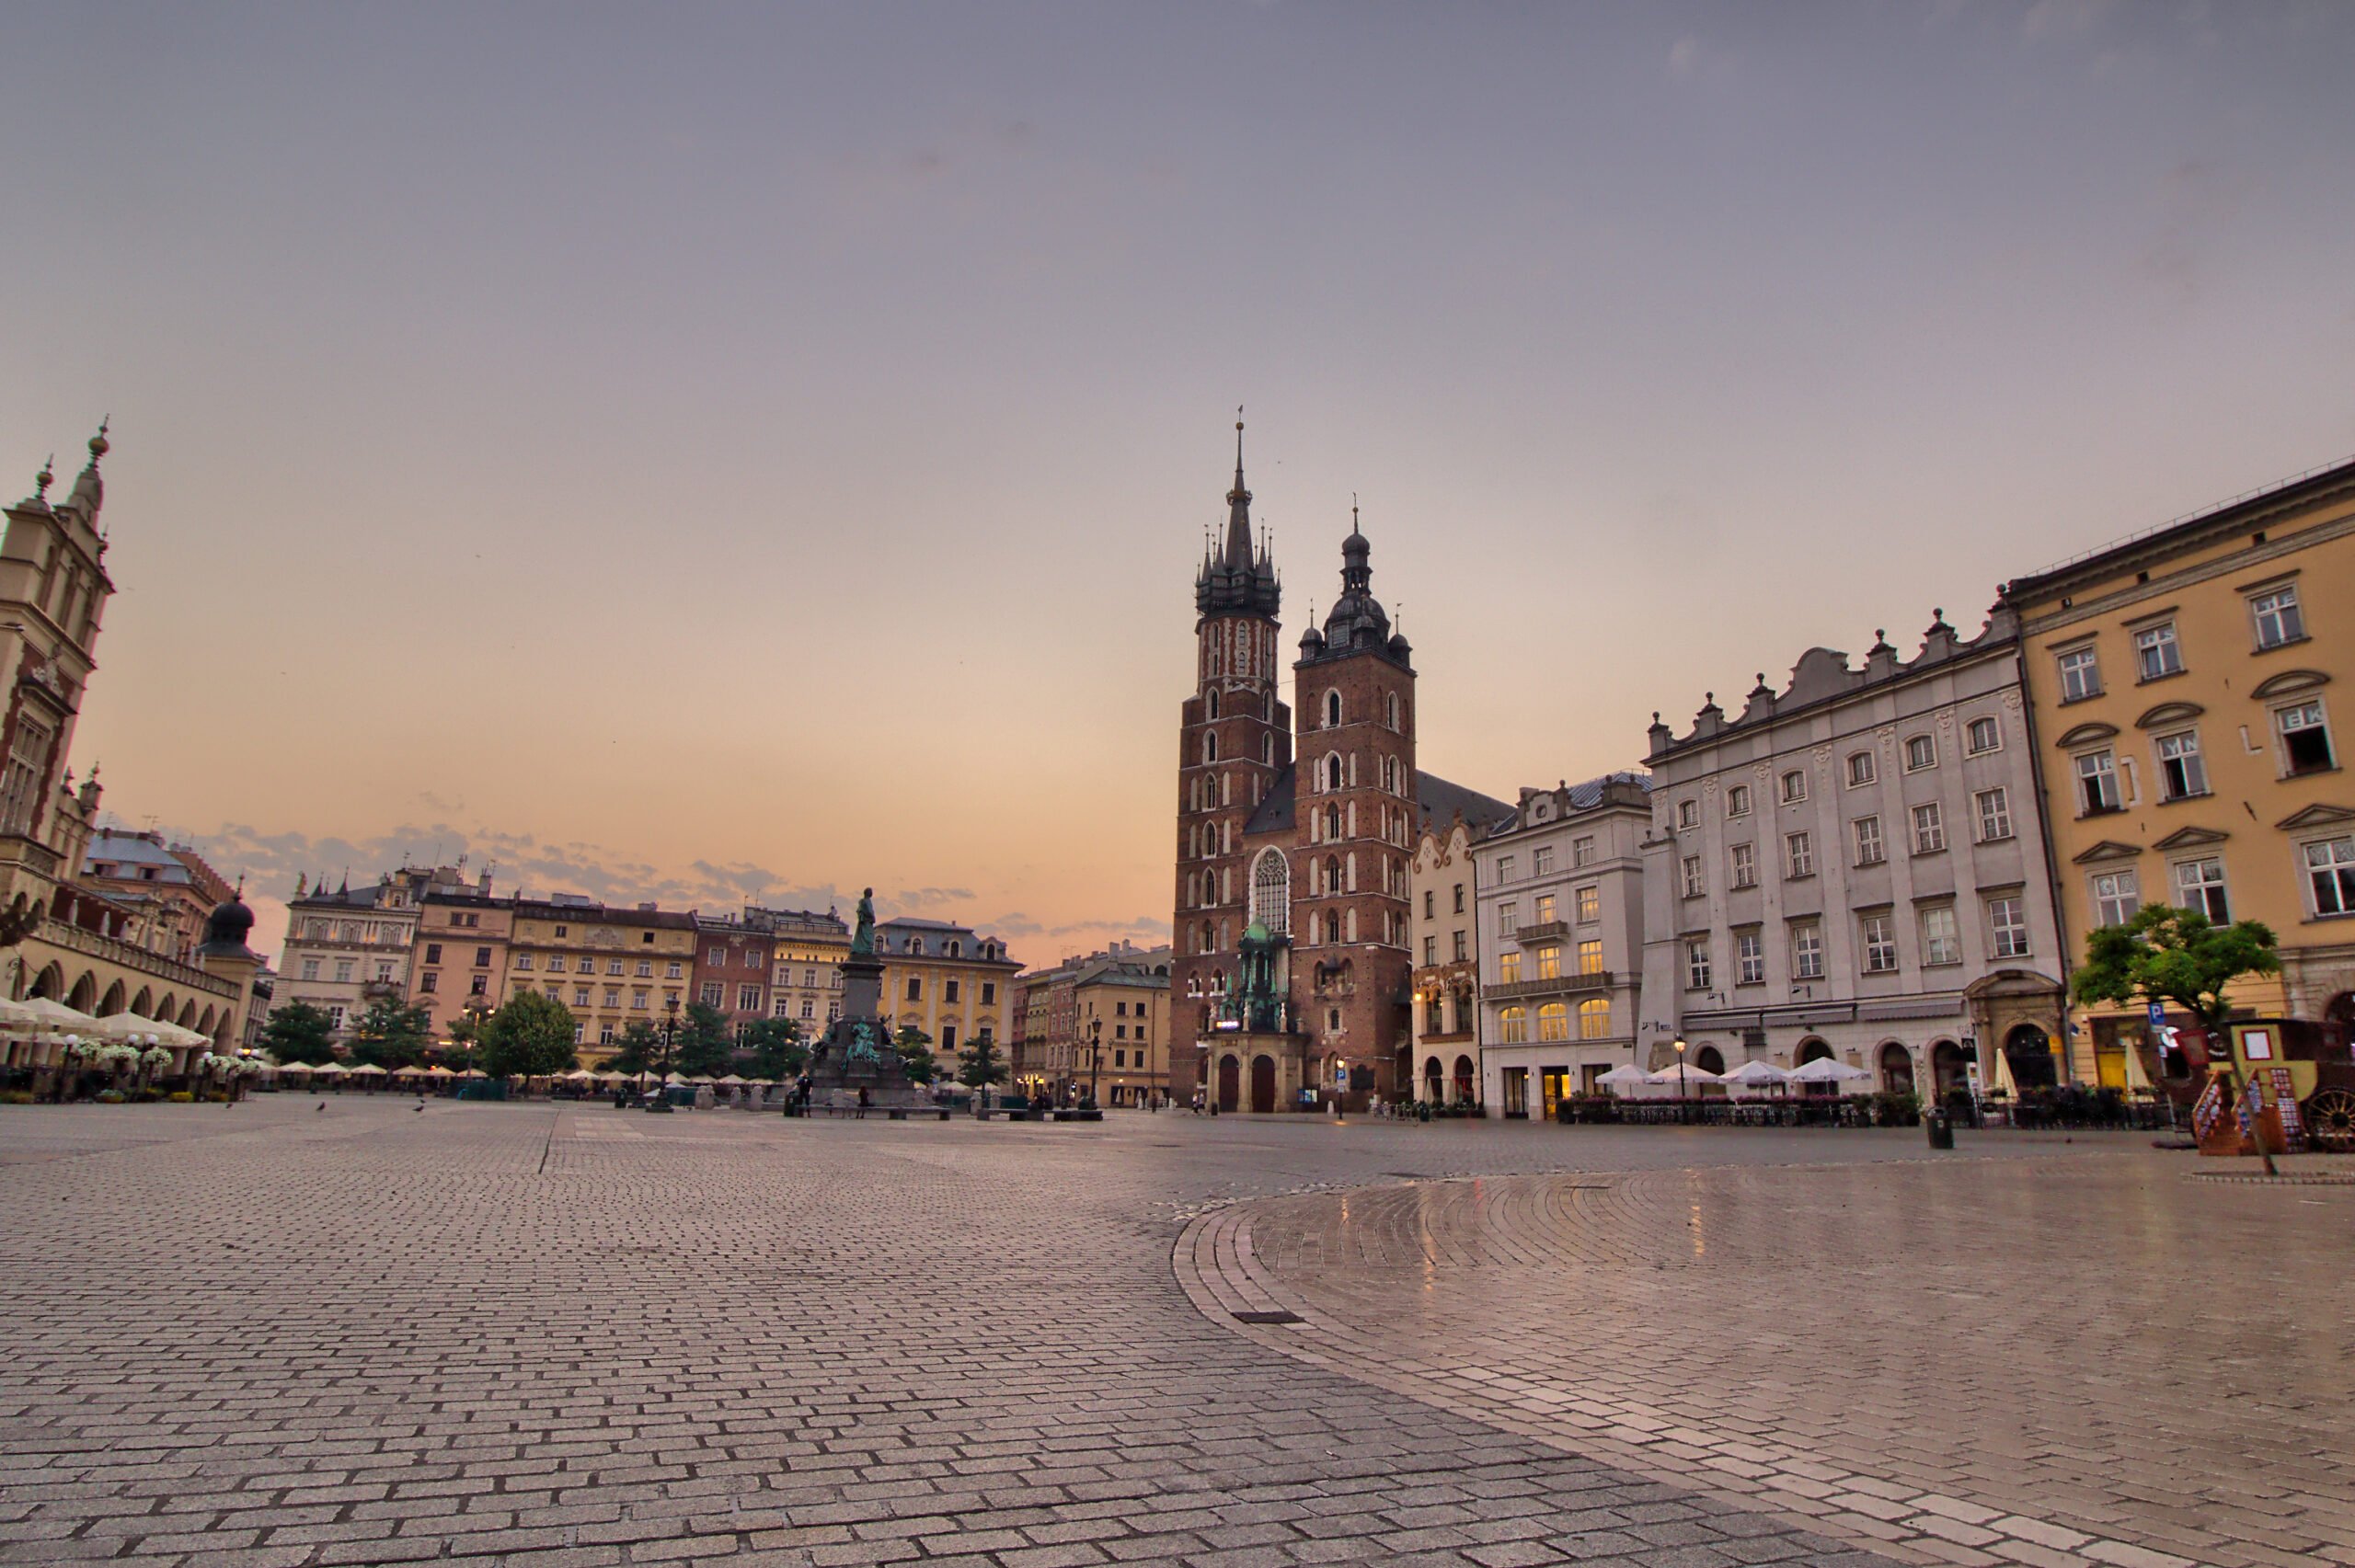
[1514, 920, 1569, 944]
[1486, 969, 1614, 1001]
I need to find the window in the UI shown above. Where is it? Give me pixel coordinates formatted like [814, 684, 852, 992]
[1498, 854, 1518, 882]
[981, 982, 995, 1005]
[1846, 751, 1876, 788]
[470, 975, 488, 996]
[1325, 690, 1341, 728]
[1921, 906, 1961, 967]
[1572, 837, 1594, 867]
[2251, 585, 2304, 649]
[1536, 1002, 1569, 1041]
[631, 989, 649, 1010]
[1576, 938, 1603, 974]
[2306, 838, 2355, 916]
[1686, 940, 1711, 990]
[546, 955, 569, 975]
[665, 962, 684, 980]
[2076, 750, 2120, 815]
[2133, 623, 2183, 681]
[1575, 886, 1600, 924]
[1852, 816, 1885, 866]
[1422, 936, 1437, 965]
[1452, 931, 1466, 962]
[554, 925, 569, 939]
[1779, 770, 1807, 804]
[1423, 890, 1434, 920]
[420, 971, 439, 994]
[575, 988, 592, 1007]
[2155, 730, 2207, 800]
[1790, 921, 1823, 979]
[800, 999, 815, 1020]
[2280, 701, 2335, 775]
[1996, 889, 2034, 951]
[1967, 715, 2001, 755]
[2174, 857, 2230, 923]
[1498, 900, 1518, 935]
[1727, 784, 1751, 818]
[425, 943, 442, 965]
[1499, 1006, 1527, 1044]
[1904, 735, 1936, 772]
[1534, 893, 1557, 924]
[604, 988, 620, 1008]
[942, 978, 962, 1004]
[1729, 842, 1757, 888]
[1453, 883, 1466, 913]
[1534, 846, 1556, 876]
[1676, 800, 1697, 830]
[1736, 932, 1764, 985]
[1682, 855, 1705, 897]
[636, 959, 653, 978]
[514, 954, 534, 972]
[334, 958, 353, 982]
[2092, 869, 2140, 928]
[906, 978, 922, 1001]
[1786, 830, 1813, 878]
[739, 984, 762, 1012]
[607, 959, 624, 976]
[2059, 645, 2101, 702]
[1578, 998, 1610, 1039]
[1912, 803, 1946, 854]
[1860, 914, 1898, 974]
[0, 715, 53, 837]
[1975, 788, 2013, 842]
[707, 946, 723, 966]
[1248, 849, 1291, 934]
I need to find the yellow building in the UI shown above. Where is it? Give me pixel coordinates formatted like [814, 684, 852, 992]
[754, 906, 850, 1031]
[1073, 947, 1171, 1107]
[503, 898, 697, 1058]
[2004, 456, 2355, 1082]
[873, 917, 1019, 1062]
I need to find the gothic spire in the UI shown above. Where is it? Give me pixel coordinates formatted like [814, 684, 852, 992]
[1223, 409, 1253, 568]
[1194, 409, 1281, 621]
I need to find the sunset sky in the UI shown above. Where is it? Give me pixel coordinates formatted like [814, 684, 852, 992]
[4, 2, 2351, 965]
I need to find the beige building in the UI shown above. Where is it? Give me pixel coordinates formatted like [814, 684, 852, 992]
[2002, 456, 2355, 1081]
[505, 898, 697, 1057]
[756, 906, 849, 1030]
[874, 918, 1019, 1061]
[1476, 775, 1653, 1113]
[0, 429, 262, 1074]
[1408, 818, 1481, 1104]
[1073, 944, 1172, 1106]
[407, 891, 515, 1036]
[279, 864, 482, 1037]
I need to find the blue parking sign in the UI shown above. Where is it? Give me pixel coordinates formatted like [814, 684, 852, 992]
[2147, 1001, 2167, 1030]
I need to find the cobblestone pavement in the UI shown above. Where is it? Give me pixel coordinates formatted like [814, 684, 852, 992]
[1181, 1139, 2355, 1568]
[0, 1101, 2315, 1568]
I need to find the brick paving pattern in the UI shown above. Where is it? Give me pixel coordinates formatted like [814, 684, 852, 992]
[0, 1100, 2332, 1568]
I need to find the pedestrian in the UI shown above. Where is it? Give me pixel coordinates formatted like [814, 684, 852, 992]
[856, 1084, 869, 1119]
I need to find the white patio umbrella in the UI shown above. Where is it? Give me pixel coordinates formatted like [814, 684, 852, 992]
[85, 1013, 165, 1043]
[14, 997, 101, 1032]
[310, 1059, 350, 1075]
[1594, 1062, 1654, 1090]
[346, 1062, 389, 1077]
[559, 1068, 595, 1082]
[1787, 1056, 1872, 1085]
[712, 1073, 747, 1086]
[1647, 1062, 1724, 1089]
[1719, 1059, 1791, 1092]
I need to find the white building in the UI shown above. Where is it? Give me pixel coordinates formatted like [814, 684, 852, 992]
[1408, 816, 1482, 1105]
[1637, 610, 2065, 1099]
[277, 865, 483, 1036]
[1469, 773, 1652, 1116]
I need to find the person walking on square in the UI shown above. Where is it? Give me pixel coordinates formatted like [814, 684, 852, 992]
[856, 1084, 869, 1119]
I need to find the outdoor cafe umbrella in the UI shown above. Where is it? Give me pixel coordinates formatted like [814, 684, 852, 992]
[1718, 1059, 1791, 1093]
[1647, 1061, 1724, 1091]
[346, 1063, 388, 1077]
[310, 1060, 349, 1075]
[712, 1073, 747, 1086]
[1786, 1056, 1872, 1086]
[12, 997, 101, 1032]
[1595, 1062, 1653, 1089]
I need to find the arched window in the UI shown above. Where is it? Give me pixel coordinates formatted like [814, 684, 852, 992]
[909, 937, 925, 956]
[947, 940, 961, 958]
[1261, 734, 1274, 764]
[1578, 998, 1610, 1038]
[1208, 691, 1220, 719]
[1323, 804, 1341, 841]
[1386, 692, 1400, 730]
[1323, 752, 1344, 792]
[1326, 691, 1342, 728]
[1499, 1007, 1528, 1044]
[1250, 849, 1290, 934]
[1199, 921, 1214, 954]
[1203, 733, 1218, 764]
[1321, 910, 1341, 944]
[1383, 756, 1399, 794]
[1323, 854, 1341, 895]
[1536, 1002, 1569, 1041]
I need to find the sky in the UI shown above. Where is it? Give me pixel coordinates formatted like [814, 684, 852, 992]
[4, 1, 2352, 966]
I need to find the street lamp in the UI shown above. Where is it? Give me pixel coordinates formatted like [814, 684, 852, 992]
[1086, 1009, 1103, 1109]
[1674, 1036, 1689, 1124]
[649, 994, 681, 1112]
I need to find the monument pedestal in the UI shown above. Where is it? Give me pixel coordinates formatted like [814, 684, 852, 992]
[799, 911, 932, 1112]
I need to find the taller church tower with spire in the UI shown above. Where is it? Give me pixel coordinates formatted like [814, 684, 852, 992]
[1169, 423, 1511, 1113]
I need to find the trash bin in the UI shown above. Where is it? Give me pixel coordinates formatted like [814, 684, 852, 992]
[1925, 1107, 1954, 1150]
[1417, 1101, 1431, 1123]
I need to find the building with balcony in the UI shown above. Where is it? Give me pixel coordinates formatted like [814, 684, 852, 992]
[753, 905, 848, 1031]
[504, 898, 697, 1056]
[873, 917, 1019, 1060]
[279, 864, 484, 1037]
[1470, 773, 1651, 1113]
[1408, 815, 1481, 1105]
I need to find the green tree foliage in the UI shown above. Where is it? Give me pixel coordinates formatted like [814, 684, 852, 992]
[740, 1017, 806, 1081]
[346, 998, 434, 1070]
[258, 999, 337, 1066]
[673, 1001, 735, 1077]
[956, 1032, 1009, 1095]
[608, 1019, 660, 1076]
[2072, 904, 2282, 1028]
[894, 1024, 937, 1084]
[477, 991, 580, 1081]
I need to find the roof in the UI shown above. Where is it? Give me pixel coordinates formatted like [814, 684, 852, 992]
[1243, 765, 1513, 838]
[1482, 772, 1652, 841]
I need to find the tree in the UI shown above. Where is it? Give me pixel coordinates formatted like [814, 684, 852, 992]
[431, 1004, 488, 1070]
[895, 1024, 937, 1084]
[478, 992, 580, 1081]
[673, 1001, 735, 1078]
[2073, 904, 2282, 1029]
[740, 1017, 807, 1082]
[957, 1032, 1009, 1100]
[259, 1000, 337, 1067]
[608, 1019, 660, 1076]
[347, 998, 433, 1070]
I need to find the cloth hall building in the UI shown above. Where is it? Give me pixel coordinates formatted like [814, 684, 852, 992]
[1170, 427, 1506, 1112]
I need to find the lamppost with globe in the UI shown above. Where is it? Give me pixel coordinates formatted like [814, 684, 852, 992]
[1674, 1036, 1690, 1124]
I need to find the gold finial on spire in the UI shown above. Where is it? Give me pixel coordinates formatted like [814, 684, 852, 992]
[34, 454, 52, 498]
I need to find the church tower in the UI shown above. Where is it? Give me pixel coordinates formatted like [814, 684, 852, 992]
[1171, 420, 1289, 1069]
[1290, 513, 1419, 1101]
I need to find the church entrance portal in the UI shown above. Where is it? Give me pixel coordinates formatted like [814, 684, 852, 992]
[1216, 1055, 1239, 1113]
[1249, 1054, 1277, 1114]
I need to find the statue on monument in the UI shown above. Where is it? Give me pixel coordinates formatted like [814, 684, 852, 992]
[851, 887, 877, 957]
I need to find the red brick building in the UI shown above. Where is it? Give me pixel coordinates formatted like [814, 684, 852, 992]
[692, 915, 770, 1024]
[1171, 428, 1507, 1112]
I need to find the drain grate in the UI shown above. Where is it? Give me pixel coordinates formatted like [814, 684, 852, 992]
[1382, 1171, 1430, 1179]
[1233, 1310, 1303, 1325]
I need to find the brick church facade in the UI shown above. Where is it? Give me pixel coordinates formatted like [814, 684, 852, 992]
[1170, 425, 1508, 1111]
